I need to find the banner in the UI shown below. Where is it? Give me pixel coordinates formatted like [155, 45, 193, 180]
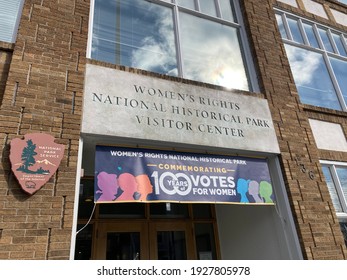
[94, 146, 275, 205]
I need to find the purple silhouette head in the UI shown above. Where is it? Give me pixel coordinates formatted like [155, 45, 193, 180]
[96, 171, 119, 201]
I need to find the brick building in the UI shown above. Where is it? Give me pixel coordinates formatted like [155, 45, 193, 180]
[0, 0, 346, 260]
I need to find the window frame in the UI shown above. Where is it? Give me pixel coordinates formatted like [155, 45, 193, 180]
[321, 160, 347, 218]
[321, 160, 347, 248]
[0, 0, 25, 43]
[275, 10, 347, 111]
[86, 0, 259, 92]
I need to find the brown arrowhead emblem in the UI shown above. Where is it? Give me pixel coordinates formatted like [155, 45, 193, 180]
[10, 133, 65, 195]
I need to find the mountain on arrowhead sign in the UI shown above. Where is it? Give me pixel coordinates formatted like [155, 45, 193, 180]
[10, 133, 65, 195]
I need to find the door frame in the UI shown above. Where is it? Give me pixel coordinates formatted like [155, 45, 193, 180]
[149, 221, 196, 260]
[94, 220, 197, 260]
[94, 221, 149, 260]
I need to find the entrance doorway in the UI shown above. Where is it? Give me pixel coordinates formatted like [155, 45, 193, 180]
[75, 177, 219, 260]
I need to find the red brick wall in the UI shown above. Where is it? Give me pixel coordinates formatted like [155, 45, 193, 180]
[0, 0, 89, 260]
[0, 0, 346, 260]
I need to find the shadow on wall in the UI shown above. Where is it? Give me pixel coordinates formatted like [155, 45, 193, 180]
[0, 49, 13, 106]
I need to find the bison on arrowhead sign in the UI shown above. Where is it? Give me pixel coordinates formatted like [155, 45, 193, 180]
[10, 133, 65, 195]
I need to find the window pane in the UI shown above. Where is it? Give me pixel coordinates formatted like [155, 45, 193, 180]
[78, 179, 95, 219]
[150, 203, 189, 218]
[219, 0, 235, 22]
[340, 222, 347, 248]
[99, 203, 145, 218]
[74, 224, 93, 260]
[276, 14, 287, 39]
[199, 0, 217, 17]
[192, 204, 212, 218]
[195, 223, 217, 259]
[284, 44, 341, 110]
[157, 231, 187, 260]
[179, 12, 249, 90]
[318, 28, 334, 53]
[303, 23, 319, 49]
[332, 33, 347, 57]
[106, 232, 140, 260]
[322, 166, 343, 212]
[92, 0, 178, 76]
[177, 0, 195, 9]
[336, 167, 347, 204]
[329, 57, 347, 106]
[287, 18, 304, 44]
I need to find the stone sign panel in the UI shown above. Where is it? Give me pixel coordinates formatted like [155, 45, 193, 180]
[82, 64, 280, 154]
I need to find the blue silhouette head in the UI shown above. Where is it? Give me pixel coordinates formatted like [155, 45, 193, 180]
[237, 178, 250, 203]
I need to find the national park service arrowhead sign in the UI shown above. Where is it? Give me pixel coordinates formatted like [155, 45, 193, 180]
[10, 133, 65, 195]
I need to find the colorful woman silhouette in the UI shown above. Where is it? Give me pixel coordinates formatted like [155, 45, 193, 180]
[248, 180, 262, 203]
[95, 171, 119, 201]
[236, 178, 250, 203]
[135, 174, 153, 201]
[117, 173, 137, 201]
[259, 181, 274, 203]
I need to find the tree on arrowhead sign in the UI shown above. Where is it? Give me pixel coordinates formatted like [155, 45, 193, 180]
[10, 133, 65, 195]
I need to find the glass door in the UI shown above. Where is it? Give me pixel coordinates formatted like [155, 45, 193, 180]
[94, 221, 195, 259]
[94, 222, 149, 260]
[149, 222, 195, 260]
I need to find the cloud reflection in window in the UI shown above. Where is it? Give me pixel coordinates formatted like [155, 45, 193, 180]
[91, 0, 250, 91]
[179, 12, 249, 90]
[130, 3, 178, 76]
[285, 44, 341, 110]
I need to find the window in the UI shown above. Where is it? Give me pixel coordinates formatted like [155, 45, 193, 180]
[275, 11, 347, 111]
[341, 221, 347, 247]
[0, 0, 24, 43]
[89, 0, 257, 91]
[321, 162, 347, 247]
